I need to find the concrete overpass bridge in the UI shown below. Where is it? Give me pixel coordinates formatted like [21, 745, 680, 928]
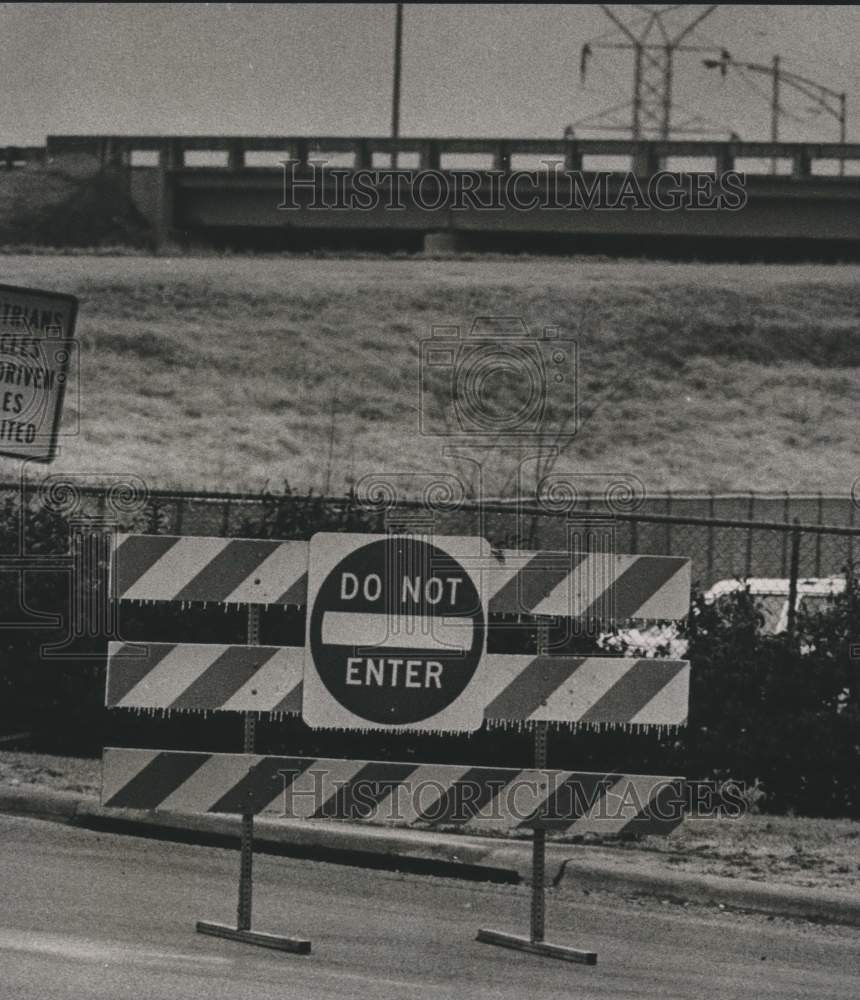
[45, 134, 860, 258]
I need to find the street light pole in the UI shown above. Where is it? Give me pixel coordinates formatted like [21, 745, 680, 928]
[391, 3, 403, 167]
[839, 91, 846, 176]
[704, 52, 847, 176]
[771, 54, 780, 174]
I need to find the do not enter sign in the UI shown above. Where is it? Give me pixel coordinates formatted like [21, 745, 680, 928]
[303, 533, 487, 731]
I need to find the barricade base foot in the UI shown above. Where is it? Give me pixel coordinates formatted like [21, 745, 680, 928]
[476, 928, 597, 965]
[196, 921, 311, 955]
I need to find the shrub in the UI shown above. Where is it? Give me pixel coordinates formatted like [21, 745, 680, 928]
[681, 577, 860, 816]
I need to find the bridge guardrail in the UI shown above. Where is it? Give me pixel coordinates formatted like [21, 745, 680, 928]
[43, 134, 860, 179]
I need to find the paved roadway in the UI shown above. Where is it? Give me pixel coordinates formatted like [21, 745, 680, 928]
[1, 814, 858, 1000]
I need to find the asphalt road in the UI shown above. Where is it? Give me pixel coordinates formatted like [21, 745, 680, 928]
[1, 814, 858, 1000]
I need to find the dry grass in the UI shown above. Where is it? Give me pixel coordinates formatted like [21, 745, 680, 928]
[0, 750, 99, 796]
[638, 814, 860, 892]
[0, 254, 857, 494]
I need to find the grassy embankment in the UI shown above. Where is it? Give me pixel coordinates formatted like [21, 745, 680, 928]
[0, 254, 857, 494]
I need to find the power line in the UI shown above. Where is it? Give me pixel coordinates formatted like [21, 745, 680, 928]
[703, 52, 847, 173]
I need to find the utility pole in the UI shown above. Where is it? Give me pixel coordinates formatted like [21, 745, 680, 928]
[579, 5, 721, 141]
[771, 54, 780, 173]
[704, 52, 848, 175]
[391, 2, 403, 167]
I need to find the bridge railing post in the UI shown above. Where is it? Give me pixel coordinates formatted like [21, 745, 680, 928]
[294, 139, 310, 170]
[565, 141, 583, 172]
[355, 140, 373, 170]
[154, 140, 181, 248]
[420, 140, 440, 171]
[494, 141, 511, 173]
[632, 141, 660, 177]
[715, 144, 736, 176]
[792, 147, 812, 180]
[227, 141, 245, 171]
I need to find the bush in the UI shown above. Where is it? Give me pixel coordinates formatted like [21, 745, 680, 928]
[681, 578, 860, 816]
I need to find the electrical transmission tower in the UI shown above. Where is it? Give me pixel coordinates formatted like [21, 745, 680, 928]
[578, 5, 724, 140]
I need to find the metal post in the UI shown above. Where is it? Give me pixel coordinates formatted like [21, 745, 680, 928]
[781, 492, 790, 575]
[632, 43, 643, 142]
[196, 603, 310, 953]
[147, 498, 161, 534]
[839, 93, 846, 177]
[237, 605, 259, 932]
[815, 492, 823, 577]
[771, 55, 781, 175]
[391, 3, 403, 167]
[706, 494, 715, 582]
[661, 45, 673, 141]
[530, 719, 548, 943]
[665, 490, 673, 553]
[745, 492, 755, 577]
[786, 519, 801, 638]
[476, 619, 596, 964]
[530, 620, 550, 942]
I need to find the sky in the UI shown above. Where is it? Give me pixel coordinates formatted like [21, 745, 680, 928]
[4, 4, 860, 146]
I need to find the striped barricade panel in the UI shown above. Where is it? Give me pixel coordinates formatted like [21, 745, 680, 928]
[479, 654, 689, 728]
[106, 642, 689, 727]
[111, 534, 309, 605]
[111, 535, 690, 622]
[101, 749, 686, 837]
[106, 642, 303, 715]
[487, 551, 691, 621]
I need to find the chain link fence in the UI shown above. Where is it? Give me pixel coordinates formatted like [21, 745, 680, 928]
[10, 480, 860, 591]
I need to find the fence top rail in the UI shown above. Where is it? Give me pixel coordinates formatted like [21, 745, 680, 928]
[9, 482, 860, 537]
[13, 482, 854, 504]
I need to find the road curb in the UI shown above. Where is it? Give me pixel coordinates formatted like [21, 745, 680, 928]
[0, 786, 83, 821]
[3, 785, 859, 928]
[550, 859, 860, 927]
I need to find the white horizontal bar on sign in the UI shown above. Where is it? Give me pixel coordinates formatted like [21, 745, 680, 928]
[321, 611, 470, 652]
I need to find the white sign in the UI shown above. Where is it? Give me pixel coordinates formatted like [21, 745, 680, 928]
[0, 283, 77, 462]
[303, 532, 487, 732]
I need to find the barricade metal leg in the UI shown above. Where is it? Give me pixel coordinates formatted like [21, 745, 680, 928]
[477, 624, 596, 965]
[530, 722, 548, 945]
[197, 605, 311, 955]
[237, 712, 256, 931]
